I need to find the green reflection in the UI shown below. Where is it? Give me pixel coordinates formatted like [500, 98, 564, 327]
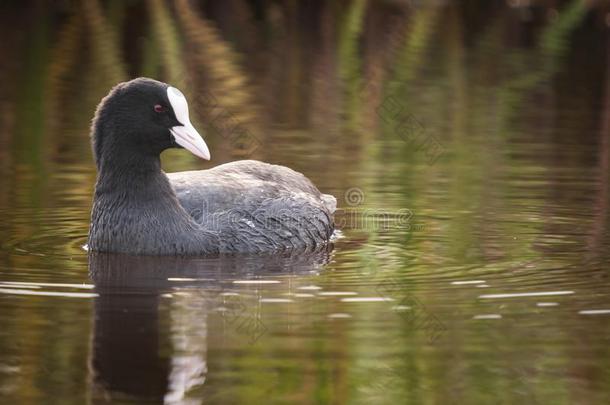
[0, 1, 609, 404]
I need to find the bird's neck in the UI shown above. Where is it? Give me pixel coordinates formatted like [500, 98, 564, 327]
[89, 153, 212, 255]
[96, 151, 166, 192]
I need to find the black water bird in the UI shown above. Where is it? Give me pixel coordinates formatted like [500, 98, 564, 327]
[88, 78, 336, 255]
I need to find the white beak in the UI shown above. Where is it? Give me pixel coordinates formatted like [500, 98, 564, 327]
[169, 123, 210, 160]
[167, 86, 210, 160]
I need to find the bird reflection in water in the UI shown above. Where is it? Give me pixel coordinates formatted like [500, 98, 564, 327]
[87, 248, 332, 403]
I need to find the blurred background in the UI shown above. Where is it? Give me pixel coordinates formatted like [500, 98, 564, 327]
[1, 0, 608, 175]
[0, 0, 610, 404]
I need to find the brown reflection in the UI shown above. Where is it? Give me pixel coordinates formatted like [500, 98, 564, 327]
[0, 2, 610, 402]
[586, 32, 610, 262]
[87, 249, 331, 403]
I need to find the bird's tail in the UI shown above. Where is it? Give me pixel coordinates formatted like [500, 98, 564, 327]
[321, 194, 337, 214]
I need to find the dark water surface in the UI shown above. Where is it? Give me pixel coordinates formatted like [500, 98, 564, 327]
[1, 1, 610, 404]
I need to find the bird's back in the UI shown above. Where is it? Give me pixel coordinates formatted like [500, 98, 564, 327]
[167, 160, 335, 252]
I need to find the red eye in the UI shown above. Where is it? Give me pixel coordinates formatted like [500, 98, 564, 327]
[154, 104, 166, 113]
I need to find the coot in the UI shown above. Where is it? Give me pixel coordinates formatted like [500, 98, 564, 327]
[88, 78, 336, 255]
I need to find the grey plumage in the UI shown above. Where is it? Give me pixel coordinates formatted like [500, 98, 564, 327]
[87, 78, 336, 255]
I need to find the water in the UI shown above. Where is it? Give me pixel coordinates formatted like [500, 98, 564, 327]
[1, 1, 610, 403]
